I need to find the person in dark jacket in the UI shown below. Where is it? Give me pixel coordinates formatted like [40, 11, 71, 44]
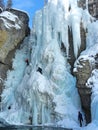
[25, 59, 29, 66]
[78, 111, 83, 127]
[37, 67, 42, 74]
[8, 106, 11, 110]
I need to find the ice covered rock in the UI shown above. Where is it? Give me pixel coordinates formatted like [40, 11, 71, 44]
[0, 9, 30, 96]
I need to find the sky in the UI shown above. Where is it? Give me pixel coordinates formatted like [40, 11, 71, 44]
[5, 0, 44, 28]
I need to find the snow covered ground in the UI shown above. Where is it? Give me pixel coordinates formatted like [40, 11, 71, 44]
[73, 121, 98, 130]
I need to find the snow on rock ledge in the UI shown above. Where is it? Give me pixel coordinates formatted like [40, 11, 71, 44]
[0, 9, 30, 61]
[0, 11, 21, 29]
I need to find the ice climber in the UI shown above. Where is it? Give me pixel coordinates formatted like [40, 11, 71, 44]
[78, 111, 83, 127]
[25, 59, 29, 66]
[37, 67, 42, 74]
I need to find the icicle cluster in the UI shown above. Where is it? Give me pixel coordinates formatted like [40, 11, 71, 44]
[0, 0, 94, 128]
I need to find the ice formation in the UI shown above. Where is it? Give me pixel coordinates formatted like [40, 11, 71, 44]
[0, 0, 97, 129]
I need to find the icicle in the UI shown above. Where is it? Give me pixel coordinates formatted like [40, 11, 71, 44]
[72, 22, 81, 58]
[86, 0, 88, 10]
[33, 95, 38, 125]
[62, 24, 69, 57]
[42, 103, 45, 124]
[70, 6, 82, 58]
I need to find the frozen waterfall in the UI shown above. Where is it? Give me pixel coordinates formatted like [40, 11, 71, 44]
[0, 0, 94, 128]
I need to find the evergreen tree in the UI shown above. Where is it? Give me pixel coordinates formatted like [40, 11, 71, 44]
[6, 0, 12, 9]
[0, 0, 5, 9]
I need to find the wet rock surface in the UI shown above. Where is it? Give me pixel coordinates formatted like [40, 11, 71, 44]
[74, 59, 92, 123]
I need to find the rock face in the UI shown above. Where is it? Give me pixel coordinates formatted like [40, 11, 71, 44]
[68, 24, 86, 73]
[0, 9, 30, 61]
[6, 8, 30, 35]
[73, 44, 98, 123]
[70, 0, 98, 124]
[68, 25, 91, 123]
[78, 0, 98, 18]
[0, 9, 30, 95]
[74, 59, 92, 123]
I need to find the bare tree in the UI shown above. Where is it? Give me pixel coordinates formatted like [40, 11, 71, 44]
[0, 0, 5, 9]
[6, 0, 12, 9]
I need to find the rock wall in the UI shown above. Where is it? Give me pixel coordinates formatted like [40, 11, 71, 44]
[78, 0, 98, 18]
[0, 9, 30, 61]
[68, 24, 86, 73]
[69, 0, 98, 124]
[74, 59, 92, 123]
[0, 9, 30, 95]
[6, 8, 30, 36]
[73, 51, 98, 123]
[68, 22, 91, 124]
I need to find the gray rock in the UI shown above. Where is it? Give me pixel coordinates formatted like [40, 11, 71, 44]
[74, 53, 98, 124]
[74, 59, 92, 123]
[0, 9, 30, 96]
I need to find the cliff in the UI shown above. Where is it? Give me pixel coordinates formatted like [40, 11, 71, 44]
[0, 9, 30, 95]
[68, 0, 98, 124]
[74, 20, 98, 123]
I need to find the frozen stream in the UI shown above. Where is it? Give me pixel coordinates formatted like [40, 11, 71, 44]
[0, 126, 72, 130]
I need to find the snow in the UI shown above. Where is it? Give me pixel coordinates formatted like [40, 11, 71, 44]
[82, 9, 93, 30]
[0, 11, 22, 29]
[86, 69, 98, 121]
[86, 21, 98, 48]
[0, 11, 18, 22]
[73, 121, 98, 130]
